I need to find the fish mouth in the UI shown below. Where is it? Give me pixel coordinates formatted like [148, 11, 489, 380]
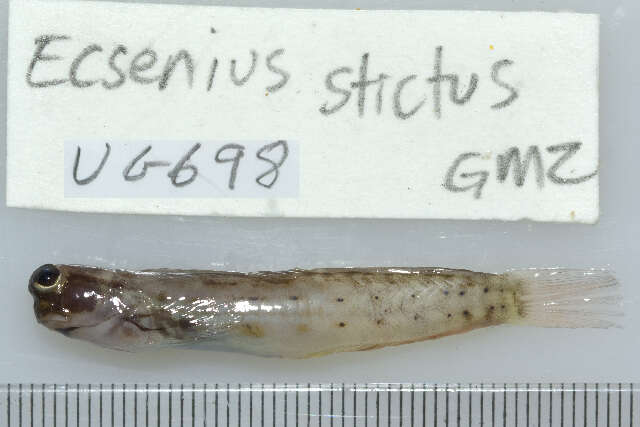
[36, 312, 104, 331]
[57, 326, 81, 336]
[39, 313, 160, 336]
[35, 312, 68, 327]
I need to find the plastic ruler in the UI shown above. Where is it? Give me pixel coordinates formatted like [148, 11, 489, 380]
[1, 383, 637, 426]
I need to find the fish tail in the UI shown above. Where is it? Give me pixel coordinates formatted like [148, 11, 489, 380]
[505, 268, 622, 329]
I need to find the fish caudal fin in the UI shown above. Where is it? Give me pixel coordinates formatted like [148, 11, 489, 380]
[505, 269, 622, 329]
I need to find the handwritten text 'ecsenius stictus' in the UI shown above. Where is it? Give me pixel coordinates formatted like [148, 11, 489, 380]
[26, 35, 518, 120]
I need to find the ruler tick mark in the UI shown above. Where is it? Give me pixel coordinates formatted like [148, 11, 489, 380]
[319, 384, 322, 427]
[515, 383, 518, 427]
[365, 383, 369, 427]
[400, 384, 404, 427]
[491, 384, 495, 427]
[225, 384, 229, 427]
[468, 384, 472, 427]
[145, 384, 149, 427]
[330, 383, 333, 427]
[597, 383, 599, 427]
[446, 383, 450, 427]
[618, 383, 621, 427]
[526, 383, 529, 427]
[584, 383, 587, 427]
[31, 383, 35, 427]
[435, 384, 439, 427]
[422, 384, 426, 427]
[357, 384, 360, 427]
[549, 383, 553, 427]
[562, 383, 565, 427]
[20, 383, 23, 427]
[502, 383, 506, 427]
[572, 384, 575, 427]
[7, 383, 10, 427]
[89, 384, 92, 427]
[480, 384, 484, 427]
[340, 383, 344, 427]
[306, 383, 310, 427]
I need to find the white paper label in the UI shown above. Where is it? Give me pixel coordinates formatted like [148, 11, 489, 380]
[64, 140, 298, 198]
[7, 0, 600, 222]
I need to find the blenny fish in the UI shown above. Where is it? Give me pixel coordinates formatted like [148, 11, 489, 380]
[28, 264, 620, 358]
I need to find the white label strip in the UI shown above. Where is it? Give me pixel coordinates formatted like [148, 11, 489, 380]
[7, 0, 599, 222]
[64, 140, 298, 198]
[1, 384, 637, 426]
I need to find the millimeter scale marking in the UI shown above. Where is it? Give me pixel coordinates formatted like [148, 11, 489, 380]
[1, 384, 638, 427]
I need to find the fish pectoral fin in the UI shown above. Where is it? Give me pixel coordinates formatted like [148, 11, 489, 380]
[125, 318, 164, 332]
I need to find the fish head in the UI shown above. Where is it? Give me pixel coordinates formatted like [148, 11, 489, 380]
[28, 264, 182, 351]
[28, 264, 140, 347]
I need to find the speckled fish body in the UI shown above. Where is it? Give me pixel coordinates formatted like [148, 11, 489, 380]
[28, 264, 619, 358]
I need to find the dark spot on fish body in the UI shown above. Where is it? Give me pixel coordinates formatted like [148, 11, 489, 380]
[374, 296, 379, 300]
[289, 296, 298, 301]
[338, 322, 346, 327]
[459, 291, 465, 296]
[484, 287, 489, 293]
[447, 313, 452, 318]
[443, 290, 449, 295]
[179, 318, 194, 330]
[512, 291, 519, 307]
[239, 324, 265, 338]
[157, 292, 167, 301]
[376, 319, 383, 325]
[501, 305, 506, 309]
[336, 298, 344, 302]
[485, 306, 496, 321]
[463, 310, 472, 320]
[110, 281, 126, 290]
[410, 294, 416, 298]
[413, 314, 420, 321]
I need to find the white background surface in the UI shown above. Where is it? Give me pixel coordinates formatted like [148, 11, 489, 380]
[1, 0, 638, 383]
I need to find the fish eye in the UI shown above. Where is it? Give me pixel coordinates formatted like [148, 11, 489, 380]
[29, 264, 61, 291]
